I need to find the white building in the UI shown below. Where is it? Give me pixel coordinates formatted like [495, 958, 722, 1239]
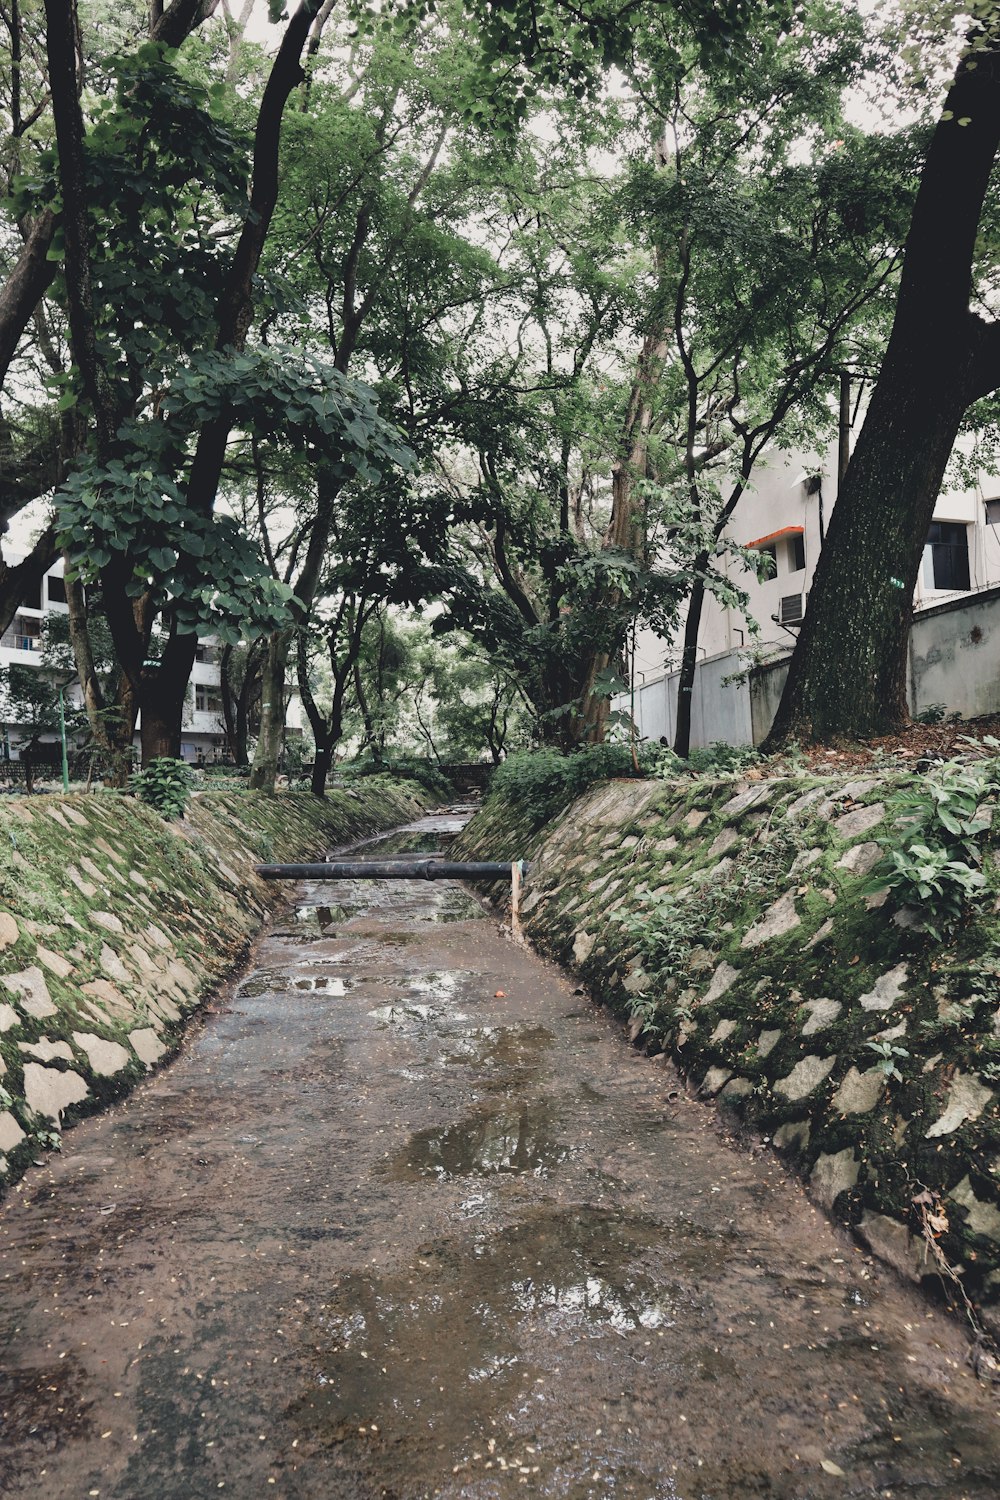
[627, 440, 1000, 747]
[0, 549, 231, 764]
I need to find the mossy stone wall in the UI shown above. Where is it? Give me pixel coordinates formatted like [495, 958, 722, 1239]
[0, 780, 427, 1195]
[456, 774, 1000, 1332]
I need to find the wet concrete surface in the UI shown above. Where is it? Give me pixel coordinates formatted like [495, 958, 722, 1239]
[2, 809, 1000, 1498]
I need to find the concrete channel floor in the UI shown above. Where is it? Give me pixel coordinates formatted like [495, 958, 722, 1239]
[2, 810, 1000, 1499]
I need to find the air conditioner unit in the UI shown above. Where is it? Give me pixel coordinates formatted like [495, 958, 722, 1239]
[779, 593, 804, 624]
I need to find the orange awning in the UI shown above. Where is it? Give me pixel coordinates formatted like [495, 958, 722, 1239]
[744, 525, 804, 549]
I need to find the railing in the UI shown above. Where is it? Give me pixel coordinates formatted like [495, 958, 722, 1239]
[0, 633, 39, 651]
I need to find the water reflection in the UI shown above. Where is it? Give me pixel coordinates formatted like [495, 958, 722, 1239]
[509, 1271, 673, 1331]
[442, 1024, 554, 1071]
[388, 1103, 570, 1180]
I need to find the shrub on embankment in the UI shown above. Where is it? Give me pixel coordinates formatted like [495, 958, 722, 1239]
[455, 760, 1000, 1334]
[0, 780, 427, 1196]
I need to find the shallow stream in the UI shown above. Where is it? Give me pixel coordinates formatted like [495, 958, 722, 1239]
[1, 809, 1000, 1498]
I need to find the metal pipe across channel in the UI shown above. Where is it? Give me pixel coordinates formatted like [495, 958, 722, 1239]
[255, 860, 523, 881]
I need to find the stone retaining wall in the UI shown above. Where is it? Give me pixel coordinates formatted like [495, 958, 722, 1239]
[0, 781, 427, 1195]
[455, 774, 1000, 1332]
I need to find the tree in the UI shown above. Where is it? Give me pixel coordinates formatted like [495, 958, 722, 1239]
[626, 18, 918, 755]
[768, 12, 1000, 744]
[31, 1, 411, 767]
[428, 3, 907, 750]
[0, 606, 118, 788]
[0, 661, 63, 790]
[219, 639, 263, 765]
[242, 7, 522, 790]
[429, 142, 698, 748]
[421, 636, 531, 762]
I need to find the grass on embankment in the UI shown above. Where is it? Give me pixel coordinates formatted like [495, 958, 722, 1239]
[0, 779, 428, 1195]
[456, 761, 1000, 1335]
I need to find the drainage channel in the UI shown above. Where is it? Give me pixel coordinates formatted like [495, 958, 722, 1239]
[2, 809, 1000, 1499]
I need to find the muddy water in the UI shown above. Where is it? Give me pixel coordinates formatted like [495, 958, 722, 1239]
[2, 811, 1000, 1499]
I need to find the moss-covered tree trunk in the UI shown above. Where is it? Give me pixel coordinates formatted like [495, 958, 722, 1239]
[249, 630, 290, 792]
[768, 31, 1000, 745]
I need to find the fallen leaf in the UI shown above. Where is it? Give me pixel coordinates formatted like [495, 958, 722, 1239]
[820, 1459, 845, 1476]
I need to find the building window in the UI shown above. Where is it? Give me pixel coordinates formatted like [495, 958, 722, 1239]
[746, 528, 805, 578]
[195, 685, 222, 714]
[47, 574, 67, 605]
[195, 643, 215, 664]
[986, 497, 1000, 527]
[923, 521, 970, 592]
[5, 615, 41, 651]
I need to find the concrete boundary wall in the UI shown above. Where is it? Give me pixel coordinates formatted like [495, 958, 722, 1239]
[629, 584, 1000, 748]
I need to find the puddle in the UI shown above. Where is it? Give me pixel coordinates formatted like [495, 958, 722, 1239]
[368, 1002, 437, 1025]
[295, 903, 349, 925]
[292, 975, 347, 994]
[475, 1208, 680, 1333]
[294, 1206, 678, 1467]
[508, 1269, 673, 1330]
[442, 1024, 554, 1070]
[409, 970, 463, 1003]
[387, 1102, 571, 1180]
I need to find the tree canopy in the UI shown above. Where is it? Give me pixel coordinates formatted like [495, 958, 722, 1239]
[0, 0, 987, 776]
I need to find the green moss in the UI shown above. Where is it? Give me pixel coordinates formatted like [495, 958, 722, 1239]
[464, 766, 1000, 1330]
[0, 782, 429, 1196]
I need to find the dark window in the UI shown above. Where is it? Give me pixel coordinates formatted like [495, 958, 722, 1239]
[46, 574, 66, 604]
[788, 533, 805, 572]
[986, 498, 1000, 526]
[757, 542, 777, 576]
[195, 685, 222, 714]
[925, 521, 970, 591]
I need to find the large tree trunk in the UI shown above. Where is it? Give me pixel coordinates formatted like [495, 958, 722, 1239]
[139, 701, 182, 762]
[139, 629, 197, 764]
[310, 738, 333, 798]
[249, 630, 290, 791]
[768, 32, 1000, 745]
